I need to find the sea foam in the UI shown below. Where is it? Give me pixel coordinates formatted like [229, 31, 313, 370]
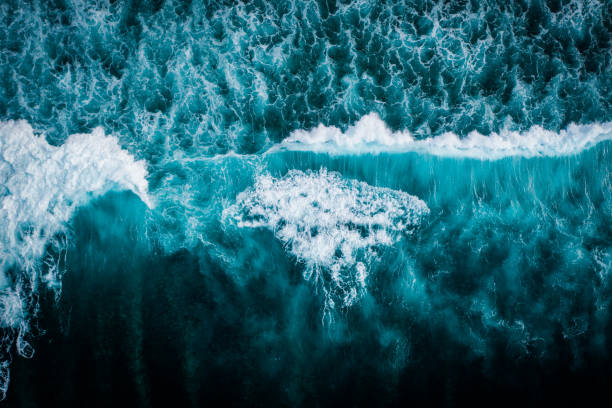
[224, 169, 429, 312]
[0, 120, 149, 398]
[278, 113, 612, 159]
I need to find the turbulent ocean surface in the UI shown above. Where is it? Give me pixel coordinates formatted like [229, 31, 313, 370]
[0, 0, 611, 406]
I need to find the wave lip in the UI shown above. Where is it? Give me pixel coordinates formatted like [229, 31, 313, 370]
[224, 169, 429, 311]
[279, 113, 612, 159]
[0, 120, 150, 398]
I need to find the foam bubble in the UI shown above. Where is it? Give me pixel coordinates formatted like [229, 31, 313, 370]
[278, 113, 612, 159]
[224, 169, 429, 312]
[0, 120, 149, 398]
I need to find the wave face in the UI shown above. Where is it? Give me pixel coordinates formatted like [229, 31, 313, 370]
[1, 0, 611, 406]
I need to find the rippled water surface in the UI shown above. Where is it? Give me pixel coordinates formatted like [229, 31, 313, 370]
[1, 0, 611, 406]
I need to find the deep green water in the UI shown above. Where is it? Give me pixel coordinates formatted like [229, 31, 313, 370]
[1, 0, 611, 406]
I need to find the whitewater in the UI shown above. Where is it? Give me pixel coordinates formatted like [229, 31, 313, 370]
[1, 0, 610, 406]
[0, 120, 150, 397]
[1, 113, 610, 400]
[279, 112, 612, 158]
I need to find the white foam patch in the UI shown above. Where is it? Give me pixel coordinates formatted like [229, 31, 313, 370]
[0, 120, 149, 398]
[278, 113, 612, 159]
[224, 169, 429, 311]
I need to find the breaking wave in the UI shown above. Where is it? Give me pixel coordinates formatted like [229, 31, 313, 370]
[279, 113, 612, 158]
[0, 0, 611, 403]
[0, 120, 149, 399]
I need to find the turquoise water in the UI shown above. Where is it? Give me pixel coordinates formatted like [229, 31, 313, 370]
[1, 0, 611, 406]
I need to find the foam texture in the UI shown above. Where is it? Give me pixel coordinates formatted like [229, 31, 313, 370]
[224, 169, 429, 312]
[280, 113, 612, 159]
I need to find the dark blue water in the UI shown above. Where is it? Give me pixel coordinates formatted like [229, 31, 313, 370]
[1, 0, 611, 406]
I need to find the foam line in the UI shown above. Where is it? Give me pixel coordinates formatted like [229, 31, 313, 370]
[277, 113, 612, 159]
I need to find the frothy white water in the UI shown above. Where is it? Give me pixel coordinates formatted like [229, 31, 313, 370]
[0, 120, 149, 398]
[224, 169, 429, 312]
[278, 113, 612, 158]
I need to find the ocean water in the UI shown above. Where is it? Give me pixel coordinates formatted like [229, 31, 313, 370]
[0, 0, 611, 406]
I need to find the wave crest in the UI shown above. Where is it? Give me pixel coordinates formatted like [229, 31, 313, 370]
[279, 113, 612, 158]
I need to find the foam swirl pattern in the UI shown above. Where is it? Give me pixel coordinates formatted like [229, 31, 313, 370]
[225, 169, 429, 312]
[0, 0, 611, 405]
[1, 0, 610, 155]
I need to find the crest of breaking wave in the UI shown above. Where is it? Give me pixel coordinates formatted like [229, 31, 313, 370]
[278, 112, 612, 158]
[1, 0, 610, 158]
[224, 169, 429, 316]
[0, 120, 150, 400]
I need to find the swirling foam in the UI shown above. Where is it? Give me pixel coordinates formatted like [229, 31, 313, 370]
[0, 120, 149, 399]
[2, 1, 610, 156]
[224, 169, 429, 312]
[279, 113, 612, 159]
